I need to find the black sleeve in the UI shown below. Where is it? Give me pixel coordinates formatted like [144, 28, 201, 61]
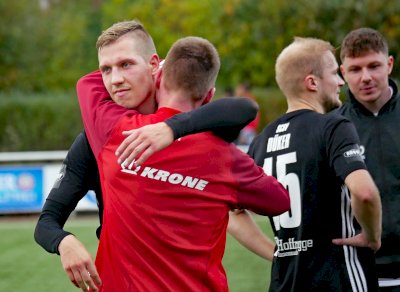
[34, 131, 102, 254]
[164, 97, 258, 142]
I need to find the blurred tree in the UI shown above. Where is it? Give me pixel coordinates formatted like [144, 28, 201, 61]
[101, 0, 225, 62]
[0, 0, 99, 91]
[2, 0, 400, 150]
[1, 0, 400, 91]
[0, 1, 37, 90]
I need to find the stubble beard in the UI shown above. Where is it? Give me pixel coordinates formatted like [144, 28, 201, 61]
[323, 96, 342, 113]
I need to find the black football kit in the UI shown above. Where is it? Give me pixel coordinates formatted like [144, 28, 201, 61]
[248, 109, 378, 292]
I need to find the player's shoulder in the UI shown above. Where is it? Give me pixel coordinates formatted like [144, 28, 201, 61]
[181, 131, 226, 147]
[332, 101, 353, 116]
[326, 109, 356, 127]
[260, 109, 344, 132]
[316, 111, 354, 137]
[297, 108, 347, 123]
[324, 110, 350, 123]
[179, 132, 247, 162]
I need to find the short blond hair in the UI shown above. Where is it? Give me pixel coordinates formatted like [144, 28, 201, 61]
[163, 36, 220, 100]
[96, 20, 156, 61]
[275, 37, 335, 98]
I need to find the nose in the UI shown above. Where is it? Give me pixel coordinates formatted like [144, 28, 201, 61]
[111, 69, 124, 85]
[361, 68, 372, 82]
[337, 74, 345, 87]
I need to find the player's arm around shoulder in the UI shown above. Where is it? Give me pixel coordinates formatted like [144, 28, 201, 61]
[76, 70, 134, 156]
[76, 70, 108, 113]
[334, 169, 382, 252]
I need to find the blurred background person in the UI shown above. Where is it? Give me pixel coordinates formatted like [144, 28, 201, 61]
[221, 86, 234, 98]
[234, 82, 260, 146]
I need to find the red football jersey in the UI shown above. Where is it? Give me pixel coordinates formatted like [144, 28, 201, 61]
[77, 71, 289, 291]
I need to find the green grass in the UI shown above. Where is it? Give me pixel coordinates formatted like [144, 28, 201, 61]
[0, 214, 273, 292]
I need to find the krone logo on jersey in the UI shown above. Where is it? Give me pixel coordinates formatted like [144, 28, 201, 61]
[121, 165, 209, 191]
[274, 237, 313, 257]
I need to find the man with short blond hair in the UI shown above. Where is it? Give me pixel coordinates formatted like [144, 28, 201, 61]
[230, 37, 382, 291]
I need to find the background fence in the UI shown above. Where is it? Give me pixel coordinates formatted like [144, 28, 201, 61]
[0, 151, 97, 214]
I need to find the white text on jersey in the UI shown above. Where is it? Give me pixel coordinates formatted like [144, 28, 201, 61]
[122, 166, 209, 191]
[274, 237, 313, 257]
[267, 134, 291, 153]
[276, 122, 290, 133]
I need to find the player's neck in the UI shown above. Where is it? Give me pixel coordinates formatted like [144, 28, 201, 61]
[287, 96, 324, 114]
[158, 91, 198, 112]
[137, 93, 157, 114]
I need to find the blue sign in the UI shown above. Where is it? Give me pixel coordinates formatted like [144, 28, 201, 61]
[0, 166, 43, 212]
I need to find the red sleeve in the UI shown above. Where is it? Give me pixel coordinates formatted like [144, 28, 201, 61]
[245, 111, 260, 131]
[76, 70, 138, 158]
[231, 147, 290, 216]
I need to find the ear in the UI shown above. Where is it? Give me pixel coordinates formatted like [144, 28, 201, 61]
[387, 55, 394, 75]
[304, 75, 318, 92]
[201, 87, 216, 105]
[155, 69, 162, 89]
[149, 54, 160, 74]
[339, 64, 347, 81]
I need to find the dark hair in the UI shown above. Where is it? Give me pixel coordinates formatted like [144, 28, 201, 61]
[340, 27, 388, 61]
[163, 36, 220, 100]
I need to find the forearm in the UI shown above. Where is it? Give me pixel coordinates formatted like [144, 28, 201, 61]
[346, 169, 382, 243]
[352, 190, 382, 242]
[227, 210, 275, 261]
[34, 199, 75, 254]
[165, 97, 258, 142]
[34, 132, 102, 254]
[35, 183, 89, 255]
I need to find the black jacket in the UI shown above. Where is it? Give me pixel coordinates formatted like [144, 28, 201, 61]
[336, 79, 400, 277]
